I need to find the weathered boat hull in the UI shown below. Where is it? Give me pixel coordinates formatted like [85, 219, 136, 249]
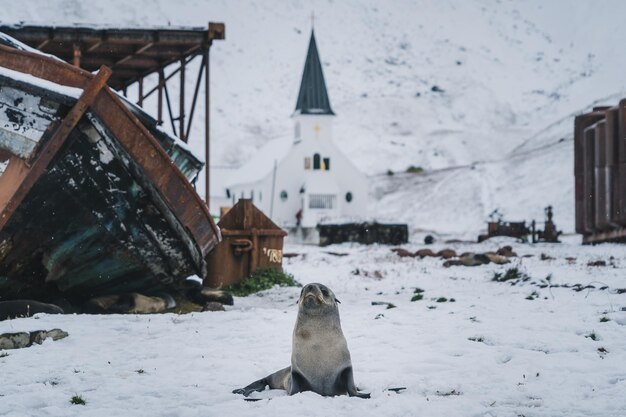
[0, 41, 220, 302]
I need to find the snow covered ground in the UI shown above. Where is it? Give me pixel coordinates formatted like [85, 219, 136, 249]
[2, 239, 625, 417]
[2, 2, 626, 416]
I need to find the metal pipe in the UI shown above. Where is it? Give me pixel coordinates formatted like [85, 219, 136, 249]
[205, 47, 210, 208]
[163, 80, 177, 137]
[179, 58, 186, 142]
[157, 69, 164, 125]
[186, 55, 205, 142]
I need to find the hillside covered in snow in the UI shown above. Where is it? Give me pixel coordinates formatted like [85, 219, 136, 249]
[4, 0, 626, 236]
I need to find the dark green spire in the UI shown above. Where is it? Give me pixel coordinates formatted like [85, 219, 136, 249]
[294, 30, 335, 115]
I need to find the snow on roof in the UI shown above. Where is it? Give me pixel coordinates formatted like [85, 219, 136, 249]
[226, 136, 293, 188]
[0, 66, 83, 99]
[1, 21, 207, 32]
[0, 31, 64, 62]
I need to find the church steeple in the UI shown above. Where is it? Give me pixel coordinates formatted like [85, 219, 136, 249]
[294, 30, 335, 116]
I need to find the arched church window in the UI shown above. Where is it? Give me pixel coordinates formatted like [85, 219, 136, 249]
[280, 190, 288, 201]
[323, 157, 330, 171]
[346, 192, 353, 203]
[313, 153, 321, 170]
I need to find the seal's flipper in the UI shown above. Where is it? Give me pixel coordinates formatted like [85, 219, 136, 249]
[337, 366, 370, 399]
[233, 366, 291, 396]
[289, 370, 314, 395]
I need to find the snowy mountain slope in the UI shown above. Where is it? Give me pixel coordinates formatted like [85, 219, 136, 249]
[2, 0, 625, 234]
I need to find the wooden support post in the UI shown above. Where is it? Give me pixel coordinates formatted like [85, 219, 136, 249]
[72, 43, 81, 67]
[179, 58, 186, 142]
[157, 69, 164, 125]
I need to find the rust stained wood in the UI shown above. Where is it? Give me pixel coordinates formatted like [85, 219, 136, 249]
[0, 67, 112, 230]
[0, 44, 92, 89]
[90, 88, 220, 255]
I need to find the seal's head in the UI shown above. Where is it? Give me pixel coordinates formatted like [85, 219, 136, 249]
[298, 283, 340, 314]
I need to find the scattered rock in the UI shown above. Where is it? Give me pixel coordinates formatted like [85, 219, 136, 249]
[416, 248, 437, 258]
[446, 253, 491, 267]
[496, 246, 517, 257]
[84, 293, 175, 314]
[587, 260, 607, 267]
[391, 248, 416, 258]
[0, 329, 68, 350]
[484, 252, 510, 265]
[323, 251, 349, 257]
[0, 300, 64, 321]
[190, 288, 234, 306]
[282, 253, 300, 259]
[424, 235, 435, 245]
[540, 253, 555, 261]
[202, 302, 226, 312]
[437, 249, 457, 259]
[386, 387, 407, 393]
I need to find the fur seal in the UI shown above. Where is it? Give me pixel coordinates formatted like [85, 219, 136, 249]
[0, 300, 64, 321]
[233, 283, 369, 398]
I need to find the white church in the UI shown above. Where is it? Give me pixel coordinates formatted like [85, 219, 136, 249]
[226, 30, 368, 233]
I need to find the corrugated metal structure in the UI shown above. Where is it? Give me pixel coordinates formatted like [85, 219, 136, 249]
[204, 199, 287, 288]
[0, 38, 221, 301]
[574, 101, 626, 243]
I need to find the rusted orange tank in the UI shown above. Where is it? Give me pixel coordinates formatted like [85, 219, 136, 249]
[204, 199, 287, 288]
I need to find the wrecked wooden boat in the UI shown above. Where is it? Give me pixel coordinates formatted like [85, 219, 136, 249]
[0, 36, 220, 302]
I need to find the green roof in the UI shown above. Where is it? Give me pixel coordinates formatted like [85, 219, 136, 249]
[294, 30, 335, 116]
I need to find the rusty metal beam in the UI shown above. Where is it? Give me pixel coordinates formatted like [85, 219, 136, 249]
[0, 67, 112, 230]
[205, 47, 210, 207]
[163, 79, 177, 137]
[179, 58, 186, 142]
[157, 69, 164, 125]
[72, 43, 81, 67]
[185, 55, 205, 142]
[139, 54, 196, 100]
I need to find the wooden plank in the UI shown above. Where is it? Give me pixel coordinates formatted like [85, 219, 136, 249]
[0, 67, 112, 230]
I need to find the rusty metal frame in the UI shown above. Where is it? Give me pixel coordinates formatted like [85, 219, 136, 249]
[0, 43, 220, 256]
[2, 22, 226, 209]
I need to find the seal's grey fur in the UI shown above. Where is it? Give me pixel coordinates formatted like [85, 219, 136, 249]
[233, 283, 369, 398]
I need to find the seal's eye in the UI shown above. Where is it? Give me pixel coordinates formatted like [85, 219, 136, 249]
[321, 288, 329, 297]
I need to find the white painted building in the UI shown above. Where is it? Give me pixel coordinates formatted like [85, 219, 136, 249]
[226, 30, 368, 230]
